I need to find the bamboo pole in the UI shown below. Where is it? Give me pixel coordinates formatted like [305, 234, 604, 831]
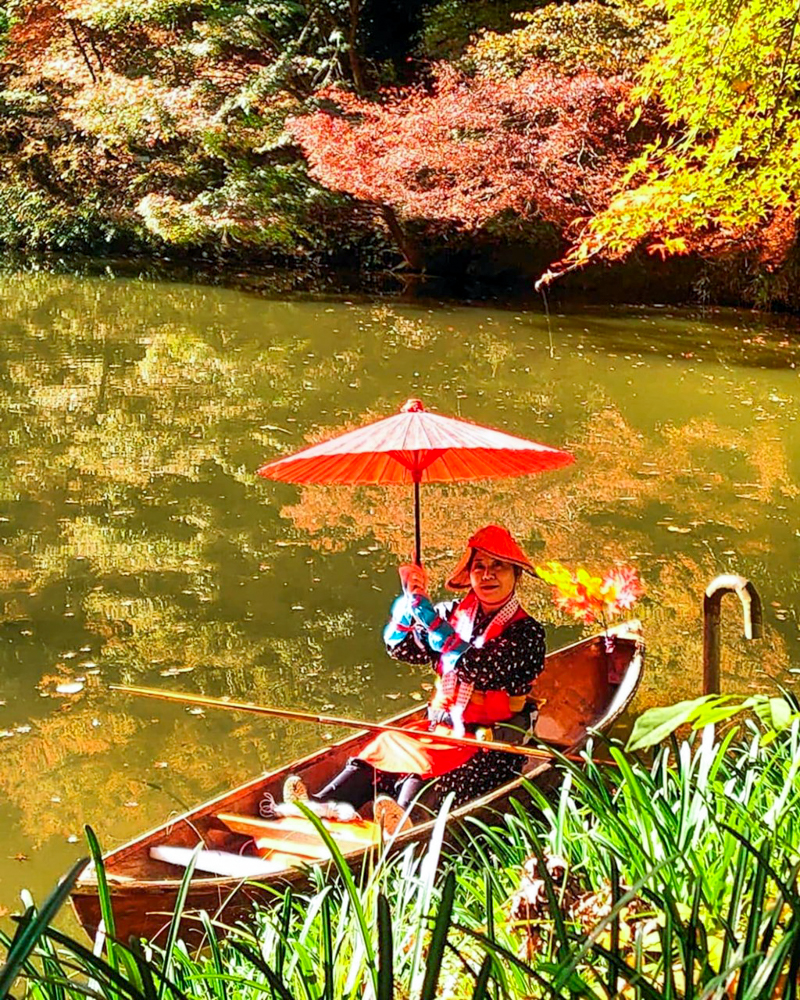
[110, 684, 576, 762]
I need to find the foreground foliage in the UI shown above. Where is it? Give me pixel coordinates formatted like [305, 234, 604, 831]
[4, 707, 800, 998]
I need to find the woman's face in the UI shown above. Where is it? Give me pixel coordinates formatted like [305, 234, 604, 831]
[469, 550, 517, 609]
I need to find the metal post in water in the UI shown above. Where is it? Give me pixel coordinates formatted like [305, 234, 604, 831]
[703, 575, 763, 695]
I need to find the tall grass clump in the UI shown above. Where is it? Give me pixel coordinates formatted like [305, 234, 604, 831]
[3, 707, 800, 999]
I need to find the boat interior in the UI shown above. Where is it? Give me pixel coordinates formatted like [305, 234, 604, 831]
[78, 628, 642, 887]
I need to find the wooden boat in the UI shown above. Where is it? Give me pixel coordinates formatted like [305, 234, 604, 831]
[71, 623, 644, 945]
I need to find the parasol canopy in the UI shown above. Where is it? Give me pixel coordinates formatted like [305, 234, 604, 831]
[257, 399, 573, 562]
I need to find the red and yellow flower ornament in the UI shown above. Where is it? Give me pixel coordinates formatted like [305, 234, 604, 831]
[535, 562, 643, 625]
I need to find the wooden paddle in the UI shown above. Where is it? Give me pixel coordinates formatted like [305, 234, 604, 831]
[109, 684, 587, 762]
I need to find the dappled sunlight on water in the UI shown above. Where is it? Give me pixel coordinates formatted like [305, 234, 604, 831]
[0, 273, 798, 912]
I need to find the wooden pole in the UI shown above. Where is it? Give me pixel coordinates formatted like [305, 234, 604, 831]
[110, 684, 576, 763]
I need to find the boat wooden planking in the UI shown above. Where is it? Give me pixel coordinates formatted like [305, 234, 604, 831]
[70, 623, 644, 945]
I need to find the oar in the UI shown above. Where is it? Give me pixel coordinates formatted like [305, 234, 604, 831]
[110, 684, 580, 762]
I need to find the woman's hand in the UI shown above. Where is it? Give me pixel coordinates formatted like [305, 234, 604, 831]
[398, 563, 429, 596]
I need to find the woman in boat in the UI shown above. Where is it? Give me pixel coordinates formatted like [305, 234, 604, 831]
[285, 524, 546, 829]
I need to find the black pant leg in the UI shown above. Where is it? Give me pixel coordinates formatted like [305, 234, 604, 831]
[395, 774, 435, 811]
[312, 758, 377, 810]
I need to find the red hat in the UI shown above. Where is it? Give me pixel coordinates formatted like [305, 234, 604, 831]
[446, 524, 535, 590]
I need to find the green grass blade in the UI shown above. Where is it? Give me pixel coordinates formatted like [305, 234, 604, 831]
[229, 941, 297, 1000]
[408, 794, 452, 992]
[662, 901, 675, 1000]
[607, 856, 620, 998]
[296, 804, 377, 997]
[376, 893, 393, 1000]
[321, 891, 333, 1000]
[524, 827, 569, 963]
[555, 853, 682, 992]
[782, 915, 800, 1000]
[158, 843, 200, 1000]
[275, 889, 292, 988]
[720, 840, 748, 970]
[470, 956, 492, 1000]
[450, 921, 570, 1000]
[420, 869, 456, 1000]
[735, 842, 769, 1000]
[684, 879, 703, 1000]
[720, 825, 800, 912]
[585, 937, 663, 1000]
[199, 912, 226, 1000]
[84, 825, 119, 967]
[127, 937, 159, 1000]
[0, 856, 88, 999]
[42, 926, 150, 1000]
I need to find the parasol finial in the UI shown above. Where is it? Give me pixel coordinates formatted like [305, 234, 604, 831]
[402, 398, 425, 413]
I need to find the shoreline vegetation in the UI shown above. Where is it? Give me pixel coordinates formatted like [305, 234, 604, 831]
[1, 0, 800, 311]
[4, 698, 800, 999]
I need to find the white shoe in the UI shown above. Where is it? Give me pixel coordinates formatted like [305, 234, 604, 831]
[283, 774, 309, 803]
[374, 795, 412, 835]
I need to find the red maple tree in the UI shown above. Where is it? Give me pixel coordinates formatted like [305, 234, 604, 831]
[288, 65, 652, 263]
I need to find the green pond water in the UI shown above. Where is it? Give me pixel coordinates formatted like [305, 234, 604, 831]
[0, 271, 799, 919]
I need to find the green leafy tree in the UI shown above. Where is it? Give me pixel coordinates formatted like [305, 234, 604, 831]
[467, 0, 665, 78]
[541, 0, 800, 286]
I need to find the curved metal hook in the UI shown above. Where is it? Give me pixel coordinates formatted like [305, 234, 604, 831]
[703, 574, 763, 695]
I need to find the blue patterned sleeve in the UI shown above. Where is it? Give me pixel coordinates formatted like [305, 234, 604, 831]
[408, 594, 471, 673]
[384, 593, 432, 664]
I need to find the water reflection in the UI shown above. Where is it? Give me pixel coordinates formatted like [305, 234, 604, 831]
[0, 274, 798, 911]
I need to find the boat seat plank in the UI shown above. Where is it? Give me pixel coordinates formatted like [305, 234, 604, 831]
[257, 813, 381, 844]
[149, 845, 286, 878]
[216, 812, 381, 852]
[253, 833, 337, 861]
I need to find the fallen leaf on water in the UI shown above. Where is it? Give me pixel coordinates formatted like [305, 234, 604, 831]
[10, 853, 28, 862]
[55, 681, 84, 695]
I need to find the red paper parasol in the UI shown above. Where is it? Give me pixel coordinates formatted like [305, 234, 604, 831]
[258, 399, 573, 563]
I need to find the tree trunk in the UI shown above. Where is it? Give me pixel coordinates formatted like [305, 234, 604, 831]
[347, 0, 366, 94]
[379, 204, 424, 271]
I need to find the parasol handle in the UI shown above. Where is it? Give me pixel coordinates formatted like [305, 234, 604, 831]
[413, 479, 421, 566]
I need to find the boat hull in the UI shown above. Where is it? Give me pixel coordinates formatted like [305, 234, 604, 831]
[71, 625, 644, 945]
